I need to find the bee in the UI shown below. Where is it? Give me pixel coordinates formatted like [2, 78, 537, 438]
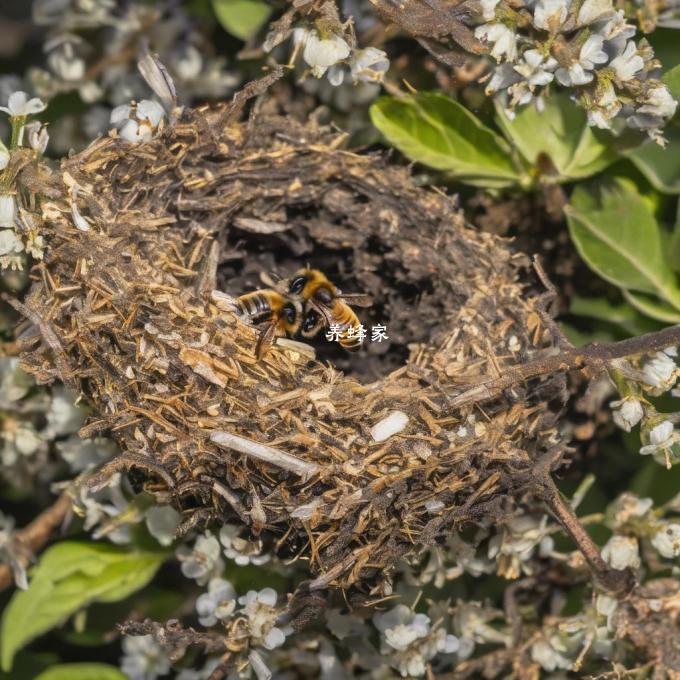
[236, 289, 303, 359]
[285, 268, 371, 352]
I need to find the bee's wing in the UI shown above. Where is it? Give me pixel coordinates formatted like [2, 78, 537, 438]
[339, 293, 372, 308]
[309, 300, 336, 327]
[255, 321, 278, 359]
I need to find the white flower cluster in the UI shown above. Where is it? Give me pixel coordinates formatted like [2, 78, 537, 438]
[610, 347, 680, 467]
[0, 91, 49, 269]
[487, 514, 553, 578]
[219, 523, 270, 566]
[373, 604, 460, 677]
[30, 1, 238, 119]
[110, 100, 165, 144]
[120, 634, 171, 680]
[176, 525, 272, 585]
[273, 24, 388, 89]
[478, 0, 677, 143]
[75, 473, 181, 546]
[194, 580, 288, 675]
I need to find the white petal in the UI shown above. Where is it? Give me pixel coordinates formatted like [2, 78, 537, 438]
[7, 91, 28, 115]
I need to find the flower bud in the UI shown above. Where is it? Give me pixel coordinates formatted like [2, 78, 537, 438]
[651, 523, 680, 559]
[0, 193, 16, 228]
[610, 397, 644, 432]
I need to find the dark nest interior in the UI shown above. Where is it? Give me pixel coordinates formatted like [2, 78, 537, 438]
[14, 100, 570, 599]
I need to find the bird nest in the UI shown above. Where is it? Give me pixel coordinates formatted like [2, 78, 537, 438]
[15, 101, 568, 596]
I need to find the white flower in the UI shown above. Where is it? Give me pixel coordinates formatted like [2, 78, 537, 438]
[47, 37, 85, 81]
[326, 64, 346, 87]
[301, 29, 351, 78]
[373, 605, 459, 677]
[640, 420, 676, 458]
[0, 141, 8, 171]
[45, 388, 87, 437]
[120, 634, 171, 680]
[144, 506, 181, 547]
[172, 45, 203, 81]
[57, 435, 116, 472]
[0, 229, 23, 257]
[238, 588, 287, 649]
[219, 524, 270, 566]
[486, 63, 522, 95]
[610, 397, 644, 432]
[110, 99, 165, 144]
[601, 535, 640, 570]
[26, 122, 49, 154]
[577, 0, 614, 25]
[587, 80, 622, 129]
[651, 523, 680, 559]
[531, 638, 573, 671]
[637, 85, 678, 120]
[176, 532, 224, 585]
[533, 0, 569, 31]
[608, 493, 653, 527]
[475, 23, 518, 62]
[0, 91, 46, 117]
[597, 10, 636, 52]
[0, 194, 16, 228]
[196, 577, 237, 626]
[609, 41, 644, 82]
[642, 351, 677, 389]
[514, 49, 558, 87]
[349, 47, 389, 83]
[480, 0, 501, 20]
[556, 35, 608, 86]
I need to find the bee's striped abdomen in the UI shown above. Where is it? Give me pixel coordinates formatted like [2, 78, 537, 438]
[236, 292, 273, 322]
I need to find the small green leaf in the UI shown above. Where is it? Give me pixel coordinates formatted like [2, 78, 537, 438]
[34, 664, 128, 680]
[569, 296, 662, 335]
[624, 126, 680, 194]
[212, 0, 271, 40]
[623, 289, 680, 323]
[370, 93, 522, 188]
[0, 542, 167, 672]
[566, 177, 680, 311]
[495, 94, 617, 182]
[662, 64, 680, 103]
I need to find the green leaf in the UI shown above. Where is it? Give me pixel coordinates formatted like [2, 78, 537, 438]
[624, 126, 680, 194]
[662, 64, 680, 103]
[495, 94, 617, 182]
[0, 542, 167, 672]
[566, 177, 680, 310]
[569, 296, 662, 335]
[623, 289, 680, 323]
[34, 664, 127, 680]
[370, 93, 522, 188]
[212, 0, 271, 40]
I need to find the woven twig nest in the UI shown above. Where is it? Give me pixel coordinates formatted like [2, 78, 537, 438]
[16, 103, 567, 596]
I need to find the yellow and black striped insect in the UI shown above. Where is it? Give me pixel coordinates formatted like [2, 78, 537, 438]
[235, 289, 303, 359]
[286, 268, 371, 352]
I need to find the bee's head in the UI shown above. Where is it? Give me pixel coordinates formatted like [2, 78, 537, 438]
[288, 274, 308, 295]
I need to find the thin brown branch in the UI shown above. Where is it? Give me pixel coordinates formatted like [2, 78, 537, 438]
[448, 324, 680, 410]
[537, 474, 634, 596]
[0, 493, 72, 592]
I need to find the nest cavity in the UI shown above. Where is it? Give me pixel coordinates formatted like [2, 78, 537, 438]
[17, 103, 567, 594]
